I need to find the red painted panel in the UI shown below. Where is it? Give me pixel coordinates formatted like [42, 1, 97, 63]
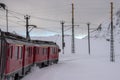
[5, 43, 23, 75]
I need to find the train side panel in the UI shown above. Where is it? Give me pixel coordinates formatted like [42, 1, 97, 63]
[5, 43, 23, 74]
[22, 45, 34, 75]
[33, 46, 48, 67]
[48, 46, 59, 64]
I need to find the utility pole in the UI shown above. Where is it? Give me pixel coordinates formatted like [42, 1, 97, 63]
[24, 15, 30, 40]
[72, 1, 75, 53]
[87, 23, 90, 55]
[61, 21, 65, 54]
[6, 9, 8, 32]
[110, 2, 115, 62]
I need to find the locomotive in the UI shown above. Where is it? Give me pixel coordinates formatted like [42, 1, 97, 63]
[0, 30, 60, 80]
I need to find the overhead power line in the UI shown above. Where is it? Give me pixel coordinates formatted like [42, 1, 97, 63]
[0, 16, 24, 26]
[35, 27, 60, 34]
[7, 9, 98, 25]
[8, 10, 25, 16]
[31, 16, 61, 23]
[1, 9, 99, 27]
[8, 10, 61, 23]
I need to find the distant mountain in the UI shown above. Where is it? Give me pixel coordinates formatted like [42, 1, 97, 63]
[90, 9, 120, 42]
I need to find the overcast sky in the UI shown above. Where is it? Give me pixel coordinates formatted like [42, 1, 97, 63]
[0, 0, 120, 38]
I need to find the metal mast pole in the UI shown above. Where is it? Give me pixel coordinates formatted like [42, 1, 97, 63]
[87, 23, 90, 55]
[24, 15, 30, 40]
[110, 2, 115, 62]
[61, 21, 65, 54]
[6, 9, 8, 32]
[72, 1, 75, 53]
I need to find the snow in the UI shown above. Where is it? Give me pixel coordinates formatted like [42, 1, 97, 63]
[21, 37, 120, 80]
[22, 11, 120, 80]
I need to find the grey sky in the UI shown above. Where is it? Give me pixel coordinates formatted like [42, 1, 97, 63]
[0, 0, 120, 38]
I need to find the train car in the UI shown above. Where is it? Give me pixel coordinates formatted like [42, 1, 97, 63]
[0, 30, 60, 80]
[32, 40, 60, 67]
[47, 43, 59, 64]
[33, 44, 48, 67]
[0, 30, 34, 80]
[22, 43, 34, 76]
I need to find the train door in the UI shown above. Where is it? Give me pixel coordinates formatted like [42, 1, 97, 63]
[33, 47, 36, 64]
[0, 31, 7, 80]
[22, 45, 25, 75]
[47, 47, 51, 64]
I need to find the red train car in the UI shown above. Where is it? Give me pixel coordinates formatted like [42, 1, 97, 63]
[0, 30, 60, 80]
[0, 31, 34, 80]
[32, 40, 59, 67]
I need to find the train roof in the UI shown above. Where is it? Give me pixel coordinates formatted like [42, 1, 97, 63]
[3, 32, 27, 41]
[32, 40, 57, 45]
[0, 30, 58, 46]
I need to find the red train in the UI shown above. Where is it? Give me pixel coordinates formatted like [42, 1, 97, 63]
[0, 30, 60, 80]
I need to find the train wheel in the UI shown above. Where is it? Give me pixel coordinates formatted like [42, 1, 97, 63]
[54, 60, 58, 64]
[14, 74, 20, 80]
[37, 63, 42, 68]
[42, 63, 45, 67]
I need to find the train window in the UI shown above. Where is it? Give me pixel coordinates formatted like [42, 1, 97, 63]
[42, 48, 43, 55]
[54, 48, 56, 53]
[42, 48, 44, 55]
[36, 47, 38, 54]
[44, 48, 47, 55]
[14, 46, 19, 60]
[10, 46, 13, 59]
[54, 48, 55, 53]
[39, 48, 41, 55]
[50, 48, 52, 54]
[42, 48, 46, 55]
[53, 48, 56, 54]
[44, 48, 45, 55]
[19, 47, 22, 59]
[28, 47, 30, 57]
[31, 47, 33, 56]
[17, 47, 19, 60]
[30, 47, 33, 56]
[35, 48, 37, 54]
[52, 48, 55, 54]
[40, 48, 42, 54]
[54, 48, 56, 54]
[27, 47, 32, 57]
[45, 48, 47, 55]
[14, 46, 18, 60]
[6, 44, 10, 59]
[27, 47, 30, 57]
[55, 48, 57, 53]
[56, 48, 58, 53]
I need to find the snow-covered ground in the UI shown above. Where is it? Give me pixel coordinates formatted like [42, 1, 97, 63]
[21, 38, 120, 80]
[21, 10, 120, 80]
